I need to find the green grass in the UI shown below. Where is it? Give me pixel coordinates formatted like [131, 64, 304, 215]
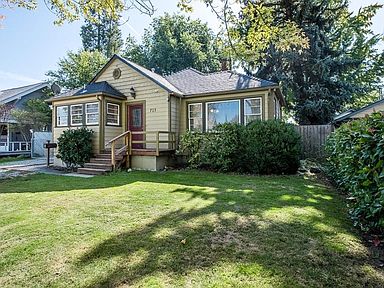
[0, 155, 29, 165]
[0, 170, 382, 287]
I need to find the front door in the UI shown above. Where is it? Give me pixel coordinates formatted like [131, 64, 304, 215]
[128, 104, 144, 149]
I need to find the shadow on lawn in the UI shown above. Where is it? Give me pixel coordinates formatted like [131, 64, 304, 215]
[75, 178, 383, 287]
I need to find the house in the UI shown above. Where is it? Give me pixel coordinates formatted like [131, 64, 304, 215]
[0, 82, 50, 156]
[48, 55, 286, 173]
[334, 97, 384, 125]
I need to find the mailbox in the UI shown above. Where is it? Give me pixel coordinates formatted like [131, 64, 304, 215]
[44, 141, 57, 167]
[44, 142, 57, 149]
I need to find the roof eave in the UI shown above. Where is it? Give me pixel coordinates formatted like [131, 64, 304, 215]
[46, 91, 125, 103]
[182, 85, 282, 98]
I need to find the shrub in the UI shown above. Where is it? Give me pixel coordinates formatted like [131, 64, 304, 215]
[326, 112, 384, 234]
[57, 127, 94, 170]
[244, 120, 301, 174]
[179, 120, 301, 175]
[200, 123, 246, 172]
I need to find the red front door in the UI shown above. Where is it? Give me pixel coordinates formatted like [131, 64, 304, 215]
[128, 104, 144, 149]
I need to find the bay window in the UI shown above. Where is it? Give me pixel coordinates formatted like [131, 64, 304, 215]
[56, 106, 68, 127]
[86, 102, 99, 125]
[70, 104, 83, 126]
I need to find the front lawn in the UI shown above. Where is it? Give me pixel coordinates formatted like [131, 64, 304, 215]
[0, 171, 382, 287]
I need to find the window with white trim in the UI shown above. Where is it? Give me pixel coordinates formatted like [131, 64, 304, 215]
[86, 102, 99, 125]
[244, 98, 262, 124]
[70, 104, 83, 126]
[107, 103, 120, 125]
[206, 100, 240, 130]
[188, 103, 203, 131]
[57, 106, 68, 127]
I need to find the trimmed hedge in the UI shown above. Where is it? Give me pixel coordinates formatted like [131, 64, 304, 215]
[57, 127, 94, 170]
[179, 120, 301, 175]
[326, 112, 384, 234]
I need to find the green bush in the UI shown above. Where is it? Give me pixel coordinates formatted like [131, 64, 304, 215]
[179, 120, 301, 175]
[244, 120, 301, 174]
[326, 112, 384, 234]
[57, 127, 94, 170]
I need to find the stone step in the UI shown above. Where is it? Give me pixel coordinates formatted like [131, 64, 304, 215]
[84, 163, 113, 171]
[77, 167, 108, 175]
[96, 153, 112, 159]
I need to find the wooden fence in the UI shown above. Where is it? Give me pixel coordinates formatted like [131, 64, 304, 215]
[295, 125, 334, 159]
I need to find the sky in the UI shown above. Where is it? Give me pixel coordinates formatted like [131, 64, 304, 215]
[0, 0, 383, 90]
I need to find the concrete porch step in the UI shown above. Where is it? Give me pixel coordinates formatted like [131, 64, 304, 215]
[84, 163, 113, 171]
[77, 167, 108, 175]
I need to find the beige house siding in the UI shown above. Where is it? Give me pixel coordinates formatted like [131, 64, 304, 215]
[180, 90, 271, 134]
[94, 58, 170, 133]
[351, 102, 384, 119]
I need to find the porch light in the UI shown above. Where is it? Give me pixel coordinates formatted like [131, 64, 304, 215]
[130, 87, 136, 99]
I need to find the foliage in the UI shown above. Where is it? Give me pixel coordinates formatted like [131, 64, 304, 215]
[1, 0, 154, 25]
[179, 0, 309, 63]
[46, 50, 107, 89]
[81, 11, 124, 58]
[244, 120, 301, 174]
[326, 112, 384, 234]
[122, 13, 223, 74]
[249, 1, 384, 124]
[56, 127, 94, 170]
[180, 120, 301, 174]
[11, 88, 52, 131]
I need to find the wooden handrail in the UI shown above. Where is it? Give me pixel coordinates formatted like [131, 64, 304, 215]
[106, 130, 177, 170]
[106, 130, 131, 145]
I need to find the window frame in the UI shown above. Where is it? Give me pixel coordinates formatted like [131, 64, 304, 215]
[205, 99, 241, 131]
[188, 103, 203, 131]
[56, 106, 69, 127]
[244, 97, 263, 125]
[85, 102, 99, 125]
[106, 103, 120, 126]
[274, 98, 281, 119]
[70, 104, 84, 126]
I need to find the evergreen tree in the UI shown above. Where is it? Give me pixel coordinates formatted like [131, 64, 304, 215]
[80, 11, 124, 58]
[243, 0, 384, 124]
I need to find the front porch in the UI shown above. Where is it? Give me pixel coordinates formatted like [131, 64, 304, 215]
[77, 130, 177, 175]
[0, 123, 31, 156]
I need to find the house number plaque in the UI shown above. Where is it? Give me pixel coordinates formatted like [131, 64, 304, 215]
[149, 108, 157, 113]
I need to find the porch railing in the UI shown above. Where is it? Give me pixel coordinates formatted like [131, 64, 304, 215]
[106, 131, 176, 169]
[0, 141, 31, 152]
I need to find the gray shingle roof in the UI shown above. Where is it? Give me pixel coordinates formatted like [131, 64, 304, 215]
[0, 82, 49, 104]
[52, 81, 125, 100]
[165, 68, 277, 96]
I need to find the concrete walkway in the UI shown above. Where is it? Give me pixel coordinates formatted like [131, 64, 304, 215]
[0, 157, 46, 168]
[0, 158, 93, 178]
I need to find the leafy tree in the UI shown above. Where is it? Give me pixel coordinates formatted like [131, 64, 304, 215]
[183, 0, 383, 124]
[81, 11, 124, 58]
[251, 1, 384, 124]
[122, 14, 223, 74]
[10, 88, 52, 140]
[46, 50, 107, 89]
[1, 0, 154, 24]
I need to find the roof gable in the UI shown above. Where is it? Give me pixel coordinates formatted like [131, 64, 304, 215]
[90, 55, 183, 95]
[0, 82, 49, 105]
